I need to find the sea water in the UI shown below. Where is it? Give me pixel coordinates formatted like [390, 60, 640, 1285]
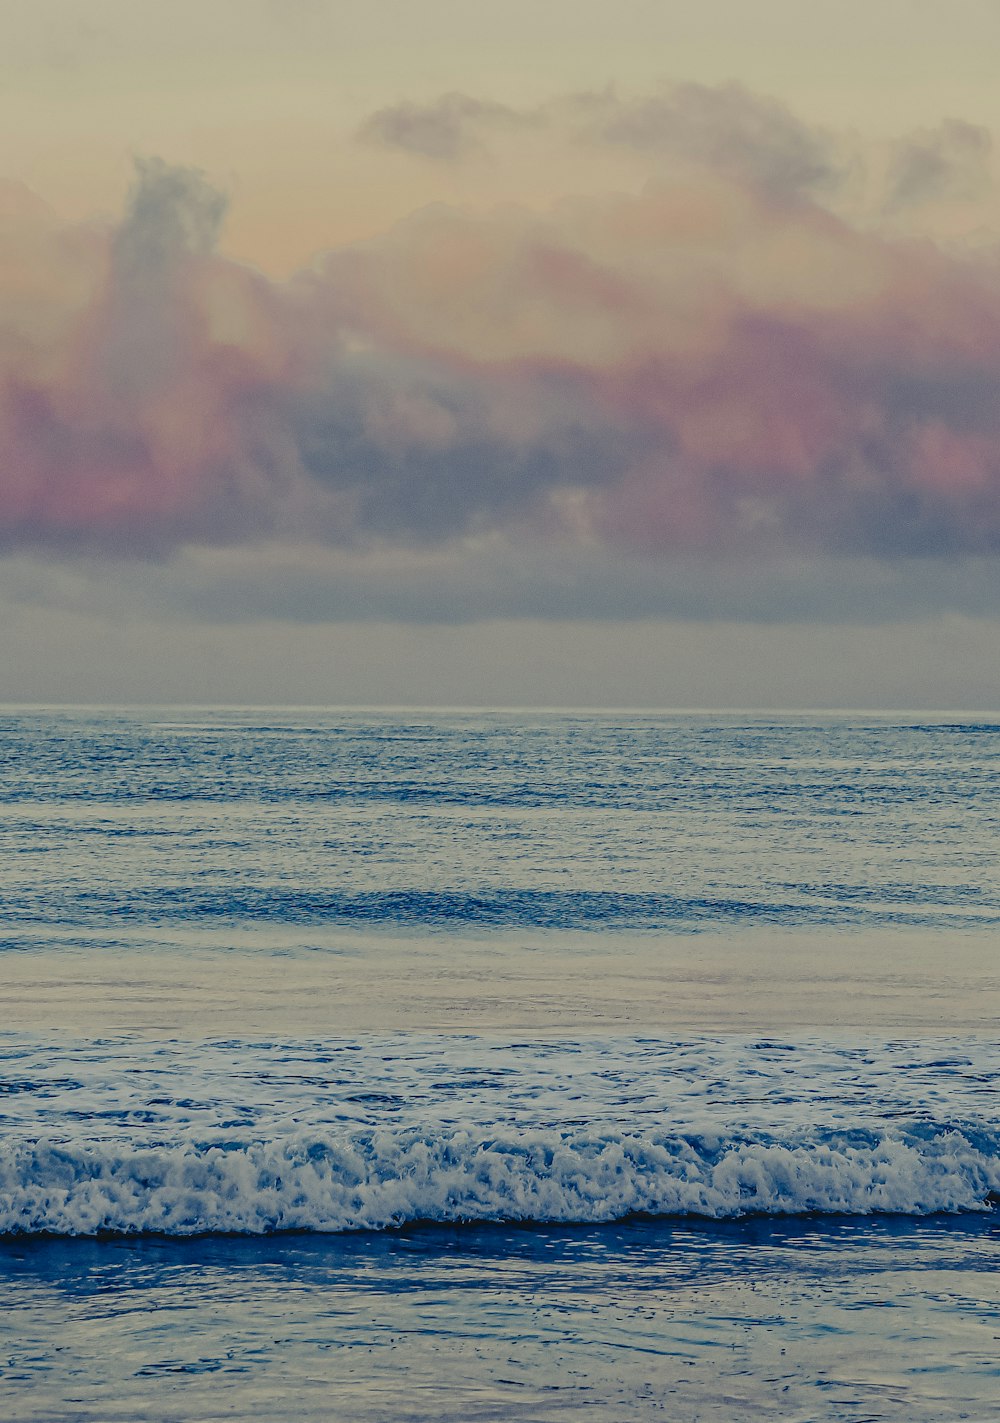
[0, 709, 997, 1420]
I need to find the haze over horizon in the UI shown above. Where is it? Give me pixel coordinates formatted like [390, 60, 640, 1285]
[3, 0, 1000, 706]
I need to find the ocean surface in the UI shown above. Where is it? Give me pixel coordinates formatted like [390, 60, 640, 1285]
[1, 708, 998, 1420]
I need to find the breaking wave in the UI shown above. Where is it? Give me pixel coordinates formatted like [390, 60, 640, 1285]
[3, 1125, 998, 1237]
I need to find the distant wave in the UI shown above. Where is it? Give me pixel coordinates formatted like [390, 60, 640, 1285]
[3, 1126, 997, 1237]
[8, 886, 996, 932]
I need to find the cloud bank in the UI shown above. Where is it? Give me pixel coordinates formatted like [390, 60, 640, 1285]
[3, 84, 1000, 624]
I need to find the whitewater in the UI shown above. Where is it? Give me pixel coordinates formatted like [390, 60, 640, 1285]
[2, 1034, 999, 1236]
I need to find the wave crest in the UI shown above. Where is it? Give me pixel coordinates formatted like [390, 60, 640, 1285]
[2, 1126, 997, 1237]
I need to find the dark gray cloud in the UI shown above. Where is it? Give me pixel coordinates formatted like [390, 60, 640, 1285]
[285, 357, 648, 543]
[356, 93, 525, 161]
[884, 119, 993, 211]
[571, 81, 845, 198]
[101, 157, 229, 400]
[112, 156, 227, 275]
[355, 80, 846, 199]
[7, 545, 1000, 630]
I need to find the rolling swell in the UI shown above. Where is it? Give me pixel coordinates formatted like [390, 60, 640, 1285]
[3, 1125, 998, 1237]
[5, 886, 995, 932]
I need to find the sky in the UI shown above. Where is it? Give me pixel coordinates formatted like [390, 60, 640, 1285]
[2, 0, 1000, 706]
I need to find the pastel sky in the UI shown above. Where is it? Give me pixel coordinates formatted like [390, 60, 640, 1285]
[3, 0, 1000, 706]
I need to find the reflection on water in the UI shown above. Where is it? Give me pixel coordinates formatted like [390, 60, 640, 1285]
[2, 1216, 998, 1421]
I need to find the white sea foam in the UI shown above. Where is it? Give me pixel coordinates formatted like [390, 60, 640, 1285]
[2, 1126, 997, 1236]
[3, 1032, 997, 1236]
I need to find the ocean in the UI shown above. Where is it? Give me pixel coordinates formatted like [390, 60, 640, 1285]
[1, 708, 997, 1420]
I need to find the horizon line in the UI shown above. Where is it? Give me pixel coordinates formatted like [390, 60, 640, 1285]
[1, 703, 997, 717]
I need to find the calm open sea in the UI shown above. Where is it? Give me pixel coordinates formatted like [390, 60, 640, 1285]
[1, 708, 998, 1420]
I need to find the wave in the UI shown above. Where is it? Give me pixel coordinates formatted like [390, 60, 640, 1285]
[3, 1125, 997, 1237]
[8, 886, 996, 933]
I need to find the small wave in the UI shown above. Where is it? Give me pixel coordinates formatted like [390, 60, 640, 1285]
[10, 886, 994, 932]
[2, 1126, 997, 1237]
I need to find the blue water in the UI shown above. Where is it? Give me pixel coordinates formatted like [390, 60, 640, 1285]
[1, 709, 998, 1419]
[2, 709, 1000, 935]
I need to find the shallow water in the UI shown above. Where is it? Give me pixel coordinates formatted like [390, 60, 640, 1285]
[2, 1031, 998, 1236]
[3, 1217, 998, 1421]
[1, 708, 998, 1419]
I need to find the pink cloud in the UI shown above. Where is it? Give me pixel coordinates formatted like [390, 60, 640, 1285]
[2, 135, 1000, 564]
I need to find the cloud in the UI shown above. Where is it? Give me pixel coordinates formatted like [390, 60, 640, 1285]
[100, 156, 229, 398]
[2, 118, 1000, 619]
[8, 538, 1000, 633]
[567, 81, 845, 199]
[319, 184, 1000, 559]
[884, 119, 993, 211]
[0, 158, 285, 553]
[113, 155, 228, 272]
[356, 80, 846, 200]
[357, 93, 525, 162]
